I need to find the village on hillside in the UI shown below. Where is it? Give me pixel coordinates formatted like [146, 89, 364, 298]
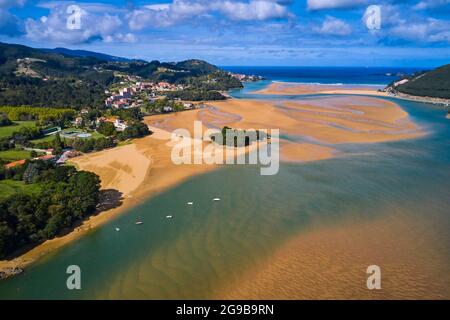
[0, 77, 201, 170]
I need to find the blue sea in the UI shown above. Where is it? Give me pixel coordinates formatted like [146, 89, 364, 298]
[222, 66, 425, 86]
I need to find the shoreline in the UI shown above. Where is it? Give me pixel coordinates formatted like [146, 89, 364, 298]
[0, 94, 426, 279]
[0, 125, 219, 278]
[256, 82, 450, 107]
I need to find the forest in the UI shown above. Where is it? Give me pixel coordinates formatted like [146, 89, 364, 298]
[0, 161, 101, 259]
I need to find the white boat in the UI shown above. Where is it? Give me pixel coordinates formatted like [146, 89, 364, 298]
[166, 215, 173, 219]
[115, 228, 120, 232]
[135, 221, 144, 225]
[213, 198, 221, 201]
[187, 202, 194, 205]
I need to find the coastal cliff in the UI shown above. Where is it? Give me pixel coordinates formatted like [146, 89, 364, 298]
[383, 64, 450, 106]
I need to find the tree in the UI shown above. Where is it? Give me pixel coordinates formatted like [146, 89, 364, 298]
[94, 137, 115, 151]
[52, 165, 76, 182]
[67, 171, 101, 218]
[22, 162, 40, 184]
[72, 137, 115, 153]
[0, 113, 13, 127]
[97, 121, 117, 137]
[44, 207, 67, 239]
[0, 221, 15, 259]
[117, 122, 152, 141]
[0, 160, 102, 258]
[52, 133, 64, 155]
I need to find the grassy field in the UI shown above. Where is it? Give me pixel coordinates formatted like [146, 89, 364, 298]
[30, 135, 56, 145]
[0, 121, 37, 139]
[0, 180, 42, 200]
[0, 149, 33, 162]
[30, 128, 105, 145]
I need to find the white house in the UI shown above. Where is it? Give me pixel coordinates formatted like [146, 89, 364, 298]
[114, 119, 128, 131]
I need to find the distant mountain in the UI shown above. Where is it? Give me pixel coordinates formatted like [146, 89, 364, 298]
[42, 47, 132, 62]
[393, 64, 450, 99]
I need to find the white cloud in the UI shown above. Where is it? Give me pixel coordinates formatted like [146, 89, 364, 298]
[144, 4, 171, 11]
[215, 0, 291, 21]
[314, 16, 352, 36]
[25, 3, 135, 44]
[389, 18, 450, 43]
[128, 0, 292, 30]
[307, 0, 368, 10]
[414, 0, 450, 10]
[38, 1, 125, 14]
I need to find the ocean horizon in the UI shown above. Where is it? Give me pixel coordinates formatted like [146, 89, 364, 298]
[222, 66, 426, 86]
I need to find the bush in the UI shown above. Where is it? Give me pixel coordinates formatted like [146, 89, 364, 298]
[117, 122, 152, 141]
[97, 121, 117, 137]
[72, 137, 116, 153]
[0, 114, 13, 127]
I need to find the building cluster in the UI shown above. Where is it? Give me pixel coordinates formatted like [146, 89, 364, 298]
[228, 72, 264, 82]
[105, 81, 185, 109]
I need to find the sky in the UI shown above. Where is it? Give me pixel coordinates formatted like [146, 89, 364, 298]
[0, 0, 449, 67]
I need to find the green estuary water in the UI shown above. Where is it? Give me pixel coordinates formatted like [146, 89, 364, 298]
[0, 95, 449, 299]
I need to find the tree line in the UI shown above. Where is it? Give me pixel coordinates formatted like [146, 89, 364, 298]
[0, 161, 101, 259]
[0, 106, 75, 124]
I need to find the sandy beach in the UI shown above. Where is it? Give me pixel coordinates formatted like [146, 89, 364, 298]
[0, 95, 425, 275]
[256, 82, 387, 96]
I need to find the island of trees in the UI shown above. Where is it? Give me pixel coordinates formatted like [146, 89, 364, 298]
[211, 126, 269, 147]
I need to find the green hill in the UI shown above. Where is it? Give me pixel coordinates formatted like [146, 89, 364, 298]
[0, 42, 241, 108]
[395, 64, 450, 99]
[0, 42, 115, 109]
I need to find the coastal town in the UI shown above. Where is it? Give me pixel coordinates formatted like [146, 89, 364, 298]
[104, 76, 195, 111]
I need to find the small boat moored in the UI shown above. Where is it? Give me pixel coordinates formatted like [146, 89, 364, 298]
[135, 221, 144, 225]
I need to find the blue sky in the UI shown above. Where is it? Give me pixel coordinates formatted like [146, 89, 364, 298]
[1, 0, 449, 66]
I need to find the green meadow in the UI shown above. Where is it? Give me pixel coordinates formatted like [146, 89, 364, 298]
[0, 180, 42, 200]
[0, 121, 37, 139]
[0, 149, 34, 162]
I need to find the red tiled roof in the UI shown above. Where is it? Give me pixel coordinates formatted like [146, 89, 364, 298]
[5, 159, 26, 169]
[38, 155, 55, 161]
